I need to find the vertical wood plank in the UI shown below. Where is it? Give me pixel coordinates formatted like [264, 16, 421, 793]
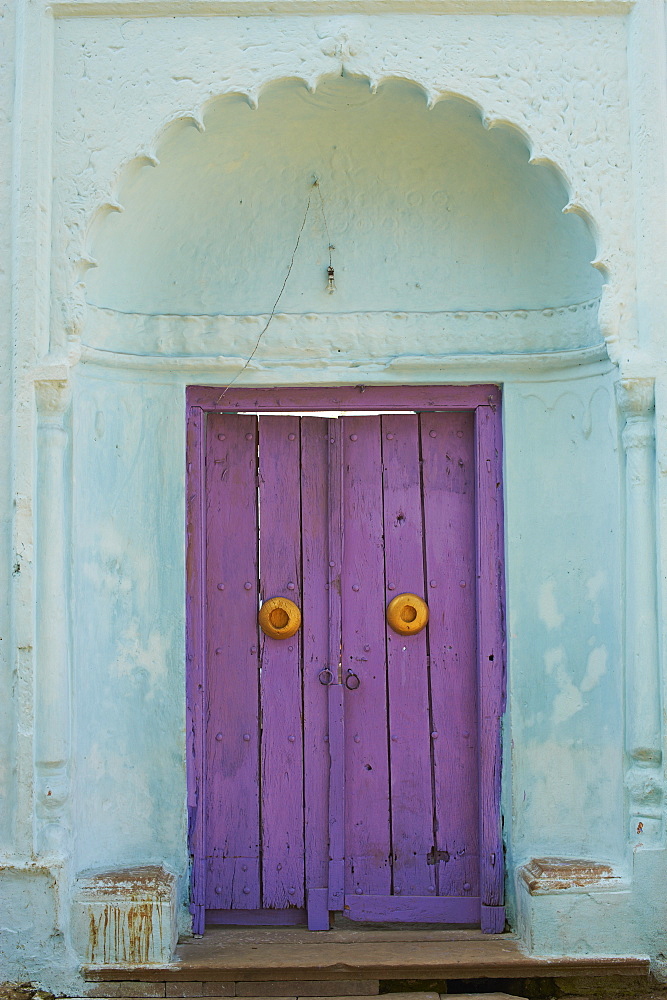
[341, 416, 391, 898]
[475, 404, 506, 932]
[186, 405, 206, 934]
[205, 413, 261, 910]
[326, 421, 345, 912]
[421, 411, 480, 900]
[300, 418, 331, 928]
[259, 416, 305, 909]
[381, 414, 434, 898]
[328, 683, 345, 911]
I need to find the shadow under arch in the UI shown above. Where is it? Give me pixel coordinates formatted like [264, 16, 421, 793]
[82, 73, 604, 360]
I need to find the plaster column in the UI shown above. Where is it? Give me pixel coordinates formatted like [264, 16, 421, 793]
[616, 378, 663, 844]
[34, 377, 72, 858]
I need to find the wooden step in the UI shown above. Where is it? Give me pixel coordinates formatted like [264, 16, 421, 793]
[84, 928, 650, 983]
[73, 994, 525, 1000]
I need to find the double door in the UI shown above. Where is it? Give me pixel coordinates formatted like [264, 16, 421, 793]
[186, 388, 504, 933]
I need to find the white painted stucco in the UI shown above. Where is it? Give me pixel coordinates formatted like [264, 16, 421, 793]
[2, 0, 667, 991]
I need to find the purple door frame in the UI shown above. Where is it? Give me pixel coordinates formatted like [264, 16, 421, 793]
[186, 384, 506, 935]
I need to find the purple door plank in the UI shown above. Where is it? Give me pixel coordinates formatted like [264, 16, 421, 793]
[341, 416, 391, 899]
[206, 908, 307, 926]
[188, 385, 501, 413]
[300, 418, 331, 930]
[186, 405, 206, 934]
[258, 416, 305, 909]
[326, 422, 345, 913]
[475, 405, 505, 933]
[205, 413, 261, 910]
[381, 414, 434, 898]
[420, 411, 480, 901]
[343, 894, 480, 923]
[328, 684, 345, 911]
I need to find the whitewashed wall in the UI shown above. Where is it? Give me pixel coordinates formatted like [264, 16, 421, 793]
[2, 0, 667, 992]
[0, 0, 16, 858]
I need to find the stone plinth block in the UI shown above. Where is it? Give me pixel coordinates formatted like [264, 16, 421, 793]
[72, 866, 177, 966]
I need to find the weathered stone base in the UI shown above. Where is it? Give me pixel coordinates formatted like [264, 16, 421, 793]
[515, 858, 639, 957]
[71, 867, 177, 966]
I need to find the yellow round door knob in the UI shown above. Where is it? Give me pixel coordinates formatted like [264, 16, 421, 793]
[258, 597, 302, 639]
[386, 593, 429, 636]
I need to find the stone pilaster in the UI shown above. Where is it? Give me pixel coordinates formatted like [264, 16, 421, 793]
[616, 378, 663, 844]
[34, 377, 72, 858]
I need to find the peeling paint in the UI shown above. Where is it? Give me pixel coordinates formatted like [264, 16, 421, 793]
[581, 646, 608, 693]
[538, 580, 564, 631]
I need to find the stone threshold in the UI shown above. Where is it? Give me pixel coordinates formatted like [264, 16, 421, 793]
[84, 928, 650, 984]
[74, 994, 521, 1000]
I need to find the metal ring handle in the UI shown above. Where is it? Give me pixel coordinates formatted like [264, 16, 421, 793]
[345, 669, 361, 690]
[258, 596, 302, 639]
[386, 592, 429, 636]
[318, 668, 334, 686]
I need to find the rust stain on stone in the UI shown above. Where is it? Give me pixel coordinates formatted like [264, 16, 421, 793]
[79, 866, 173, 965]
[79, 866, 173, 899]
[88, 903, 157, 964]
[127, 903, 156, 963]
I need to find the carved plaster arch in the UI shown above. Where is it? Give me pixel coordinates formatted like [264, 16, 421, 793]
[81, 75, 604, 282]
[53, 21, 632, 363]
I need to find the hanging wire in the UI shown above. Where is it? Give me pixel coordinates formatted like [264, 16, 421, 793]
[315, 179, 336, 293]
[216, 182, 316, 403]
[316, 179, 334, 269]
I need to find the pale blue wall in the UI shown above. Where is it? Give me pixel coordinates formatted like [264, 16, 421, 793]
[503, 377, 624, 887]
[0, 0, 16, 854]
[71, 372, 187, 876]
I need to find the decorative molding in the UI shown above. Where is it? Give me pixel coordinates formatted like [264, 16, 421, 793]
[616, 376, 655, 419]
[62, 281, 87, 344]
[319, 25, 359, 62]
[49, 0, 635, 16]
[625, 765, 662, 815]
[622, 419, 654, 451]
[35, 377, 72, 424]
[82, 299, 602, 359]
[79, 342, 612, 382]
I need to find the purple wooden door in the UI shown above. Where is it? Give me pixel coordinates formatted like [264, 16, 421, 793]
[339, 413, 479, 923]
[189, 393, 504, 933]
[202, 413, 330, 925]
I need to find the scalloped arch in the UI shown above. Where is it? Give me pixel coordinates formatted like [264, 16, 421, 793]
[83, 72, 601, 257]
[81, 73, 606, 326]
